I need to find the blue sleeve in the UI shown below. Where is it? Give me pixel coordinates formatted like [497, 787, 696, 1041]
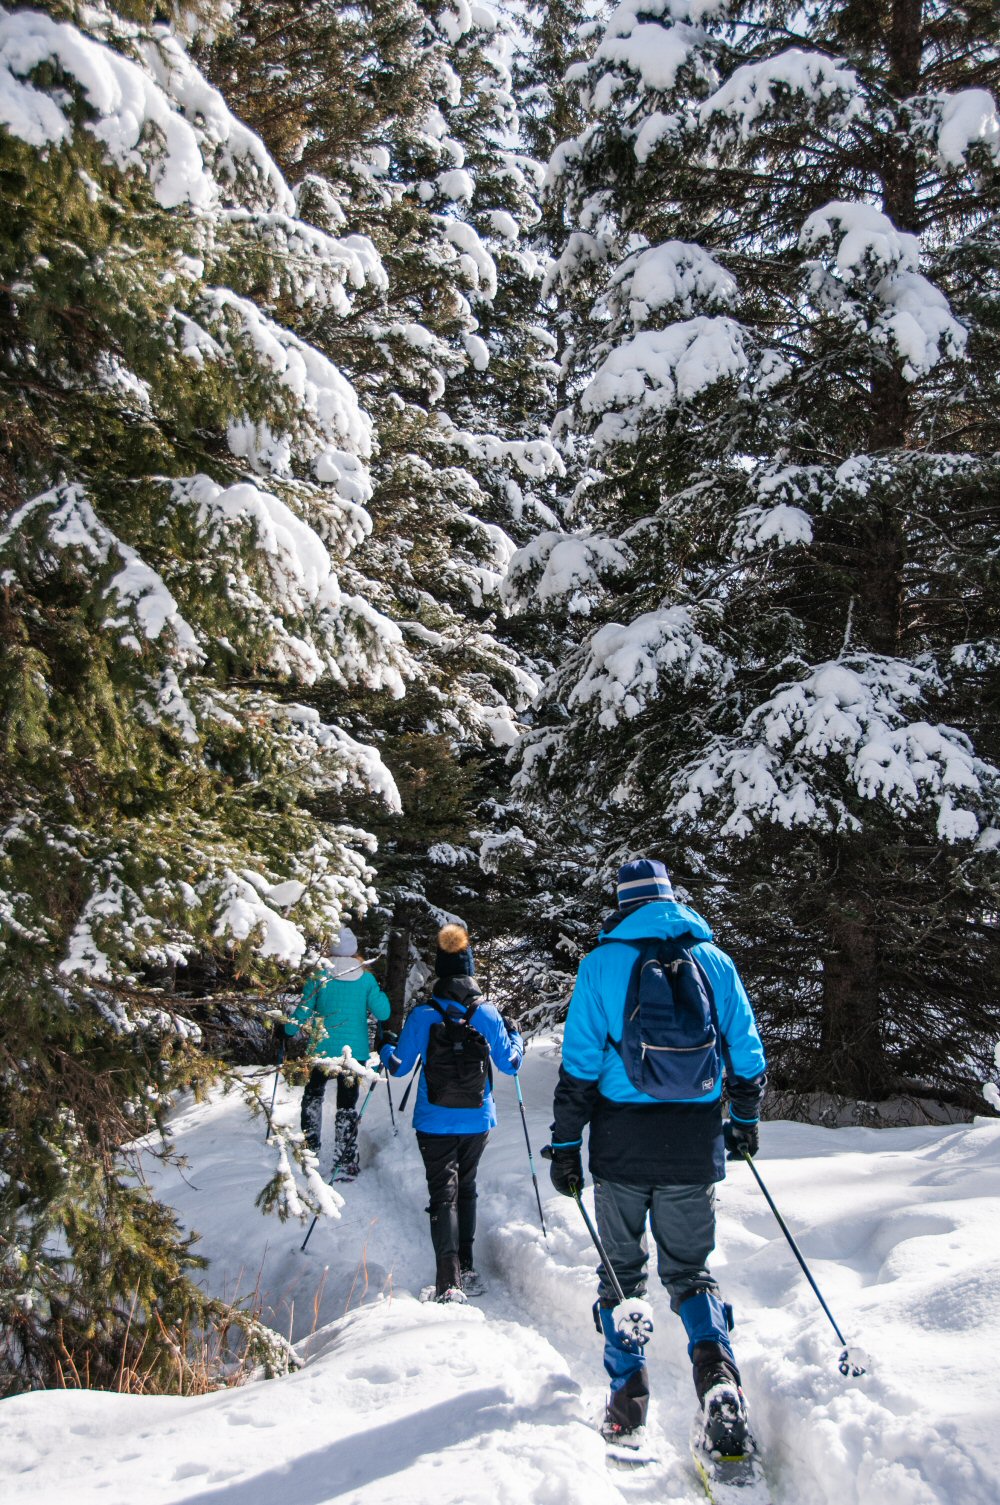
[365, 973, 392, 1023]
[560, 955, 608, 1081]
[695, 943, 767, 1082]
[391, 1006, 430, 1076]
[477, 1003, 522, 1075]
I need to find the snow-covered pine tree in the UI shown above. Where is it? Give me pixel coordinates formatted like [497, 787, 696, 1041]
[511, 0, 1000, 1111]
[203, 0, 563, 1014]
[0, 0, 409, 1390]
[515, 0, 593, 171]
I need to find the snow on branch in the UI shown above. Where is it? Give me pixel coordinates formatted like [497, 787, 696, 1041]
[914, 88, 1000, 170]
[608, 241, 738, 327]
[590, 19, 707, 104]
[697, 49, 863, 141]
[732, 502, 813, 555]
[276, 705, 402, 809]
[567, 607, 731, 729]
[585, 0, 727, 101]
[503, 529, 631, 615]
[801, 202, 967, 378]
[169, 476, 409, 691]
[217, 211, 387, 317]
[432, 416, 564, 479]
[677, 657, 998, 841]
[580, 317, 750, 449]
[438, 219, 498, 299]
[985, 1043, 1000, 1112]
[0, 5, 291, 211]
[177, 289, 373, 499]
[801, 200, 919, 277]
[1, 483, 200, 664]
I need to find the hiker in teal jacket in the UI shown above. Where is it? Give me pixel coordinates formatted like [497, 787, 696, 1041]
[286, 927, 391, 1177]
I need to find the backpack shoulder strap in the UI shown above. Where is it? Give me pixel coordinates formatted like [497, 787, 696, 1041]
[427, 999, 450, 1023]
[462, 1001, 479, 1026]
[686, 944, 734, 1079]
[606, 937, 654, 1052]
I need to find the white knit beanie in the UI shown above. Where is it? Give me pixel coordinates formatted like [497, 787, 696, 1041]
[330, 926, 359, 957]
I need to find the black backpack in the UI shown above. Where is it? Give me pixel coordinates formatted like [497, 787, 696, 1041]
[424, 999, 491, 1109]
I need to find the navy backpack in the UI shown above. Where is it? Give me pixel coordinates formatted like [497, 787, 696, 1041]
[607, 933, 726, 1102]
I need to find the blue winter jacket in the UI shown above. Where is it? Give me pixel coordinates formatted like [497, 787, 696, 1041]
[386, 977, 523, 1135]
[553, 901, 766, 1184]
[286, 957, 391, 1064]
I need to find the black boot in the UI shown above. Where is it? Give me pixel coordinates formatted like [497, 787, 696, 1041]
[692, 1342, 752, 1457]
[601, 1368, 650, 1444]
[434, 1253, 465, 1303]
[458, 1243, 484, 1297]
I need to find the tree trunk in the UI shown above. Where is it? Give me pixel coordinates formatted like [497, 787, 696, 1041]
[814, 0, 924, 1097]
[819, 864, 888, 1097]
[384, 909, 413, 1035]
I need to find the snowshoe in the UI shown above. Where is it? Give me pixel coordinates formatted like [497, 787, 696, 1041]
[459, 1266, 485, 1297]
[690, 1386, 770, 1503]
[600, 1416, 655, 1468]
[435, 1286, 467, 1305]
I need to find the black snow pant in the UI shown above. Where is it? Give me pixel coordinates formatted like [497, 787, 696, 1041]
[416, 1130, 488, 1295]
[301, 1068, 360, 1156]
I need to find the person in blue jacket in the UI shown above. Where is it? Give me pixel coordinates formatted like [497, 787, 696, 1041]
[546, 858, 766, 1450]
[380, 924, 523, 1302]
[286, 927, 391, 1178]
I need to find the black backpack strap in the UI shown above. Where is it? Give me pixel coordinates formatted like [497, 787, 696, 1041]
[429, 998, 479, 1028]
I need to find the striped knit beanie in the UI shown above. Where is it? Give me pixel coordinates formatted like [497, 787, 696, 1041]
[616, 858, 674, 910]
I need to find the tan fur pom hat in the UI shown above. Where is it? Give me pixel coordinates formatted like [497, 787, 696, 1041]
[435, 923, 474, 978]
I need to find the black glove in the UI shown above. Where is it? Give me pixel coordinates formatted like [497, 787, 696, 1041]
[283, 1030, 307, 1061]
[724, 1116, 759, 1160]
[542, 1143, 584, 1197]
[375, 1026, 398, 1051]
[268, 1030, 287, 1065]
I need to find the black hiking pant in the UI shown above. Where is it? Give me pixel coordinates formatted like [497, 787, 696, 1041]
[301, 1068, 360, 1152]
[417, 1130, 488, 1292]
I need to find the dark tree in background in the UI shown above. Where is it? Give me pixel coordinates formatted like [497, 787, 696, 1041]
[510, 0, 1000, 1114]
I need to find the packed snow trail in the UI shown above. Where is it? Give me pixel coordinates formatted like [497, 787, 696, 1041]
[4, 1040, 1000, 1505]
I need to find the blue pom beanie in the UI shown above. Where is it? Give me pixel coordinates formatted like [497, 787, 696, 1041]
[616, 858, 674, 910]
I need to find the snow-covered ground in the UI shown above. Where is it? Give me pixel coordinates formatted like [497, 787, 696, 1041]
[5, 1041, 1000, 1505]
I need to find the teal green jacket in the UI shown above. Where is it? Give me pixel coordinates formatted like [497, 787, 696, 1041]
[286, 957, 391, 1063]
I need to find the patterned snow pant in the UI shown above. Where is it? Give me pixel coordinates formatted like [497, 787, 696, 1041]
[301, 1069, 361, 1174]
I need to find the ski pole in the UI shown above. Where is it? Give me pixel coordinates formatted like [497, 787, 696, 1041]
[385, 1072, 398, 1136]
[264, 1036, 285, 1141]
[514, 1074, 547, 1239]
[573, 1187, 626, 1306]
[739, 1147, 866, 1376]
[300, 1070, 381, 1254]
[399, 1056, 422, 1112]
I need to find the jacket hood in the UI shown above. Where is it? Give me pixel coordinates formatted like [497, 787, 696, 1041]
[322, 956, 364, 981]
[431, 976, 483, 1007]
[599, 900, 713, 946]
